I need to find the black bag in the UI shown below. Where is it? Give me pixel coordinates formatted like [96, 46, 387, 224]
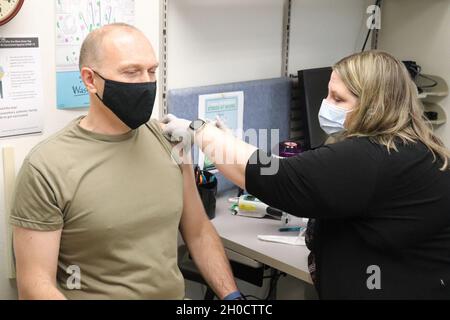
[197, 170, 217, 220]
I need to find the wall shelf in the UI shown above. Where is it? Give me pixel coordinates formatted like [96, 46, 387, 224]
[418, 75, 448, 127]
[417, 74, 449, 99]
[423, 102, 447, 126]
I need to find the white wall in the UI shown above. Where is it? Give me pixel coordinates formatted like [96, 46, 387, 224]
[378, 0, 450, 146]
[167, 0, 285, 89]
[288, 0, 373, 74]
[167, 0, 374, 85]
[0, 0, 160, 300]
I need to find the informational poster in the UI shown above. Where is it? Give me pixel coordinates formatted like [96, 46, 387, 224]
[198, 91, 244, 170]
[0, 37, 43, 138]
[56, 0, 135, 109]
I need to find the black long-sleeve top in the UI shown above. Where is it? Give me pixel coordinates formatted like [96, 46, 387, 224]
[245, 137, 450, 299]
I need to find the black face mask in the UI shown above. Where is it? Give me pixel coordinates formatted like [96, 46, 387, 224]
[93, 71, 157, 130]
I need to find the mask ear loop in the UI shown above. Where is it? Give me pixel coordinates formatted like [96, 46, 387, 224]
[91, 69, 106, 81]
[90, 69, 106, 103]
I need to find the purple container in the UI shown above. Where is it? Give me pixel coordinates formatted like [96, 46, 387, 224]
[279, 141, 303, 158]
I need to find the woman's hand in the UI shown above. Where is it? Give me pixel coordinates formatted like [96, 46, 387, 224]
[213, 116, 233, 135]
[161, 113, 257, 189]
[161, 114, 192, 144]
[161, 114, 231, 144]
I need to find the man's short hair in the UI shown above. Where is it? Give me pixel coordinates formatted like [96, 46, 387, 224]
[79, 23, 141, 70]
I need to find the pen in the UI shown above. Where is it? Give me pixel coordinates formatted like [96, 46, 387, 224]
[278, 226, 304, 232]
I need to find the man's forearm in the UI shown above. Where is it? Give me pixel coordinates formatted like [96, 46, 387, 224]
[194, 124, 257, 189]
[184, 220, 239, 299]
[18, 280, 66, 300]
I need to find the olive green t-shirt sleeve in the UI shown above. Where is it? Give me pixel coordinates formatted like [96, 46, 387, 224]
[147, 119, 183, 167]
[10, 159, 64, 231]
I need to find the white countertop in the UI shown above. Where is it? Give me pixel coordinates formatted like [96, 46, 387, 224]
[211, 190, 313, 284]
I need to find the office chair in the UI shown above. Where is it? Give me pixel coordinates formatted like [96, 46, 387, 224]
[178, 245, 265, 300]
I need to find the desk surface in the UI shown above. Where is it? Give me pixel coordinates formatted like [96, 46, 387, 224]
[211, 190, 313, 285]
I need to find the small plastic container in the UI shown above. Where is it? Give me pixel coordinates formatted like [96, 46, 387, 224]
[279, 141, 303, 158]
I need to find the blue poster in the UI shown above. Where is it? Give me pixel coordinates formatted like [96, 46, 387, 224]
[56, 71, 89, 109]
[198, 91, 244, 170]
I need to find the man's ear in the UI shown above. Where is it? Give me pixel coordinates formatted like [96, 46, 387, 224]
[80, 67, 98, 94]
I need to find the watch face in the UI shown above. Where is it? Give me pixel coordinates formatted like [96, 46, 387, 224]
[191, 119, 206, 130]
[0, 0, 23, 25]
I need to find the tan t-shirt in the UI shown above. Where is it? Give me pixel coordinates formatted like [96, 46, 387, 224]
[10, 117, 185, 300]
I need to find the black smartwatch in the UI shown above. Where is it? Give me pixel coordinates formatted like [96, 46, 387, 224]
[189, 119, 207, 132]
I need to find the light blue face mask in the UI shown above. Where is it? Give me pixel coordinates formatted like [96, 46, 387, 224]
[318, 99, 353, 135]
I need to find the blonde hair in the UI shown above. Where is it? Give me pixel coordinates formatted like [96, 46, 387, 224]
[333, 50, 449, 170]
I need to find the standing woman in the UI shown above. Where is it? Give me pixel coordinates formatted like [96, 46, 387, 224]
[163, 51, 450, 299]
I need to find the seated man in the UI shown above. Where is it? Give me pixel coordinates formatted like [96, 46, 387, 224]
[10, 23, 239, 300]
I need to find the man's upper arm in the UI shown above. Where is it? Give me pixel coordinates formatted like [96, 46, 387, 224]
[179, 163, 210, 237]
[8, 158, 65, 298]
[13, 227, 62, 299]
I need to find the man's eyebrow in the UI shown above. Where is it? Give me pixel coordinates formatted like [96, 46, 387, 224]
[119, 63, 159, 70]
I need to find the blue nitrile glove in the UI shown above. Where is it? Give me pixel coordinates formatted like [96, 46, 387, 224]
[223, 291, 243, 300]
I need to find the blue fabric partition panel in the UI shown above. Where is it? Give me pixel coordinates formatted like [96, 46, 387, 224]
[167, 77, 291, 192]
